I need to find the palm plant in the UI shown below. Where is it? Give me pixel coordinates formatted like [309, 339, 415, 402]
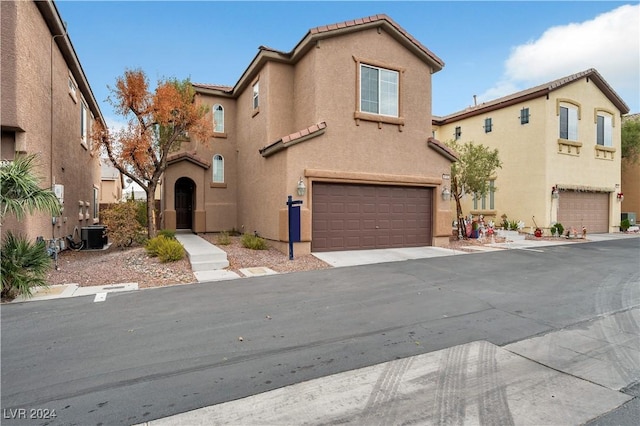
[1, 232, 51, 300]
[1, 155, 61, 221]
[1, 155, 61, 300]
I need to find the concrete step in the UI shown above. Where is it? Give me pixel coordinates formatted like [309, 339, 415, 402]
[497, 229, 526, 241]
[175, 233, 229, 271]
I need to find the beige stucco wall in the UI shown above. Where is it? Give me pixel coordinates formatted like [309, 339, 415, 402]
[435, 78, 622, 233]
[1, 1, 102, 242]
[164, 24, 452, 252]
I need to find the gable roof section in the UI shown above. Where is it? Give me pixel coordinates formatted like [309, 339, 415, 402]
[194, 14, 444, 97]
[427, 137, 458, 162]
[259, 122, 327, 157]
[166, 151, 211, 169]
[434, 68, 630, 125]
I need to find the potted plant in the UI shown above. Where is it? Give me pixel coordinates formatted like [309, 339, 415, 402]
[620, 219, 631, 232]
[550, 223, 564, 237]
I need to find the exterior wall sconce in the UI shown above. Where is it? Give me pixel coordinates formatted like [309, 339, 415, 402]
[296, 177, 306, 196]
[551, 186, 559, 199]
[617, 192, 624, 201]
[441, 187, 451, 201]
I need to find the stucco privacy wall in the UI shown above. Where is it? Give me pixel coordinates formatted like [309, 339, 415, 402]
[1, 0, 103, 242]
[164, 15, 453, 253]
[434, 71, 624, 232]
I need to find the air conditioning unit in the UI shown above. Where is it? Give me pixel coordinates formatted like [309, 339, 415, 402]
[621, 212, 636, 225]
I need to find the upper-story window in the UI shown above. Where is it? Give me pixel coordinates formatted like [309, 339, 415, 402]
[454, 126, 462, 140]
[68, 73, 78, 103]
[360, 64, 399, 117]
[81, 101, 88, 146]
[484, 118, 493, 133]
[212, 154, 224, 183]
[252, 81, 259, 110]
[596, 112, 613, 147]
[213, 104, 224, 133]
[559, 103, 579, 141]
[520, 107, 530, 124]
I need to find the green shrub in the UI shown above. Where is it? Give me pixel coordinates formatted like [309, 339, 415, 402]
[157, 238, 185, 263]
[550, 223, 564, 236]
[134, 200, 147, 228]
[621, 219, 631, 231]
[145, 235, 166, 257]
[241, 233, 267, 250]
[216, 231, 231, 246]
[101, 201, 145, 248]
[157, 229, 176, 240]
[1, 232, 51, 300]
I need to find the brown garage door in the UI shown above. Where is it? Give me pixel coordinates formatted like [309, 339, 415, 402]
[558, 191, 609, 233]
[312, 183, 433, 252]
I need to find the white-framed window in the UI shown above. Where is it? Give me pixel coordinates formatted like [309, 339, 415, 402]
[213, 104, 224, 133]
[360, 64, 399, 117]
[559, 104, 579, 141]
[473, 180, 495, 210]
[80, 101, 88, 145]
[68, 73, 78, 102]
[596, 113, 612, 147]
[252, 81, 259, 110]
[212, 154, 224, 183]
[93, 187, 99, 219]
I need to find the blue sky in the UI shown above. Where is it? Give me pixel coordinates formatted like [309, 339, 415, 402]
[55, 0, 639, 127]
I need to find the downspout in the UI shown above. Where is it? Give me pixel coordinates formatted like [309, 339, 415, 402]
[51, 28, 67, 238]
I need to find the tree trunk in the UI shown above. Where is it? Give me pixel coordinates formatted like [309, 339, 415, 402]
[451, 175, 466, 240]
[146, 182, 157, 238]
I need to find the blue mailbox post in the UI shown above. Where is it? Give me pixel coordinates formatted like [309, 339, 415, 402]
[286, 195, 302, 260]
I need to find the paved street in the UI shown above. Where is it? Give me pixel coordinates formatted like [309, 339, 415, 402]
[1, 237, 639, 425]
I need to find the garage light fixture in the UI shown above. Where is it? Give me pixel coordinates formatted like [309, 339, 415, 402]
[551, 186, 559, 199]
[441, 187, 451, 201]
[297, 177, 306, 196]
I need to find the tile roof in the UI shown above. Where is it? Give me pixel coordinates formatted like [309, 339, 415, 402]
[166, 151, 211, 169]
[260, 122, 327, 157]
[434, 68, 629, 124]
[306, 14, 444, 69]
[194, 14, 443, 96]
[427, 137, 458, 162]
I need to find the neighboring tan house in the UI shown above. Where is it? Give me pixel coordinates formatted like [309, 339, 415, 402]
[1, 0, 104, 242]
[162, 14, 456, 254]
[433, 68, 629, 234]
[621, 113, 640, 225]
[100, 158, 123, 205]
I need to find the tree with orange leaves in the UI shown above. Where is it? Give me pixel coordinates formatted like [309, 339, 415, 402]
[92, 69, 212, 238]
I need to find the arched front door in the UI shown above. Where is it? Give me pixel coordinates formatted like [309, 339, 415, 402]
[175, 177, 194, 229]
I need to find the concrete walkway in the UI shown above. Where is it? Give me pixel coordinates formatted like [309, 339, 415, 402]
[138, 308, 639, 425]
[175, 233, 237, 282]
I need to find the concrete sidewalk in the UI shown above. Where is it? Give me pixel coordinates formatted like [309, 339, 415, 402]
[138, 308, 639, 425]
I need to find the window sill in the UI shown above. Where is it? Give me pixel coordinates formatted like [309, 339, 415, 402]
[354, 111, 405, 131]
[471, 209, 497, 216]
[252, 108, 260, 118]
[557, 139, 582, 156]
[69, 91, 77, 104]
[210, 182, 227, 188]
[213, 132, 227, 139]
[595, 145, 615, 160]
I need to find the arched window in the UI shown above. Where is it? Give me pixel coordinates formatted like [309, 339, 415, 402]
[212, 154, 224, 182]
[213, 104, 224, 133]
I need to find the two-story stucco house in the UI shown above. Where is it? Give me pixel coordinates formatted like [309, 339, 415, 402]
[1, 0, 104, 243]
[433, 69, 629, 235]
[162, 14, 456, 254]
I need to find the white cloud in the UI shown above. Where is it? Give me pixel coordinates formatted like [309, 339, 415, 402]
[478, 4, 639, 108]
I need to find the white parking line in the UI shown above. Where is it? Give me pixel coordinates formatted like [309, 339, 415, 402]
[93, 292, 107, 302]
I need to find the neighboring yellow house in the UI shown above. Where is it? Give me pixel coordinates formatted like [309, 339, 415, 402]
[621, 113, 640, 226]
[433, 69, 629, 234]
[100, 158, 123, 205]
